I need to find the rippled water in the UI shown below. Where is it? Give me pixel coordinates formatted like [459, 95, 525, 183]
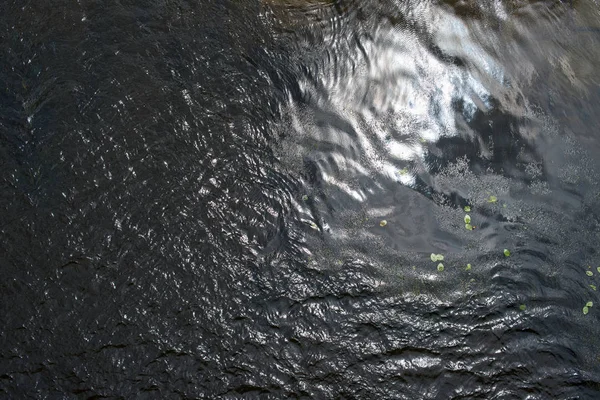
[2, 0, 600, 398]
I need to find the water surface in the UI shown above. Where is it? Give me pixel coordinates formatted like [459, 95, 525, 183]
[2, 0, 600, 398]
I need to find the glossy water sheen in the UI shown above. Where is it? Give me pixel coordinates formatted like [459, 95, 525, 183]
[2, 0, 600, 398]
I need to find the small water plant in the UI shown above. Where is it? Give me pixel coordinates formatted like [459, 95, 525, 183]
[430, 253, 444, 262]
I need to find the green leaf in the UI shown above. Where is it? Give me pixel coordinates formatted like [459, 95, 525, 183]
[586, 271, 594, 277]
[398, 167, 408, 175]
[519, 304, 526, 311]
[465, 263, 472, 271]
[587, 301, 594, 307]
[488, 195, 497, 203]
[430, 253, 444, 262]
[597, 267, 600, 273]
[583, 306, 589, 315]
[503, 249, 510, 257]
[380, 220, 387, 227]
[465, 223, 473, 231]
[302, 195, 309, 201]
[590, 284, 597, 291]
[464, 206, 471, 212]
[437, 263, 444, 272]
[464, 214, 471, 224]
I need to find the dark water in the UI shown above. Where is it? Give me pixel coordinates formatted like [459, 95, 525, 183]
[2, 0, 600, 398]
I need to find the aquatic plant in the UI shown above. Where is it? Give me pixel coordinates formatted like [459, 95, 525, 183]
[430, 253, 444, 262]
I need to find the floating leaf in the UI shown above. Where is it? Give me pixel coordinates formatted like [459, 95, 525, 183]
[503, 204, 507, 208]
[464, 215, 471, 224]
[519, 304, 526, 311]
[587, 301, 594, 307]
[503, 249, 511, 257]
[437, 263, 444, 272]
[465, 223, 473, 231]
[310, 222, 318, 230]
[583, 306, 589, 315]
[586, 271, 594, 277]
[430, 253, 444, 262]
[464, 206, 471, 212]
[398, 167, 408, 175]
[302, 195, 309, 201]
[488, 195, 497, 203]
[465, 263, 472, 271]
[597, 267, 600, 273]
[590, 284, 597, 291]
[380, 220, 388, 227]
